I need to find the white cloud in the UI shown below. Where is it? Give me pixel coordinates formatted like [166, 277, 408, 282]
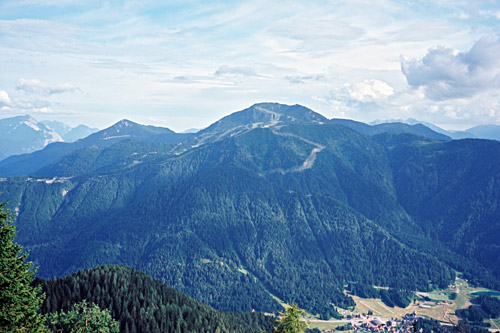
[16, 79, 81, 95]
[0, 90, 12, 106]
[345, 79, 394, 102]
[479, 10, 500, 20]
[214, 65, 257, 77]
[401, 36, 500, 101]
[1, 1, 500, 129]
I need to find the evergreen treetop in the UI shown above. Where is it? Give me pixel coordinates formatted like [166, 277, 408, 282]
[0, 203, 46, 332]
[275, 302, 307, 333]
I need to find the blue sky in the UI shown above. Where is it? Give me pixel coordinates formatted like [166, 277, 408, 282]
[1, 0, 500, 131]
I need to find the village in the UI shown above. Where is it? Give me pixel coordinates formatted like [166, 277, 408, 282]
[305, 276, 500, 332]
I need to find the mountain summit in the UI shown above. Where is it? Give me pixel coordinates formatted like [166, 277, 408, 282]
[204, 102, 326, 133]
[189, 103, 327, 148]
[82, 119, 174, 145]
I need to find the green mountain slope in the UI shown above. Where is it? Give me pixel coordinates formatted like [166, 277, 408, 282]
[0, 103, 499, 317]
[0, 123, 456, 316]
[0, 119, 189, 177]
[379, 134, 500, 279]
[37, 265, 275, 333]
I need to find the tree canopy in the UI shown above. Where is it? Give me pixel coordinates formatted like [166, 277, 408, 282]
[275, 302, 307, 333]
[0, 203, 46, 332]
[48, 300, 119, 333]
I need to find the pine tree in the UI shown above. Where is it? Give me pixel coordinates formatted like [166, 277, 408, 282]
[0, 203, 47, 332]
[48, 300, 119, 333]
[275, 302, 307, 333]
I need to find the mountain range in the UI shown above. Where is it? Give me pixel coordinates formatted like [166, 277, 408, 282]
[0, 116, 98, 162]
[0, 119, 192, 176]
[1, 103, 499, 317]
[41, 120, 99, 143]
[0, 115, 62, 161]
[371, 118, 500, 141]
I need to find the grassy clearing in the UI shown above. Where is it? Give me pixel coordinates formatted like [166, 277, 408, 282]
[307, 320, 346, 331]
[348, 277, 500, 327]
[350, 295, 416, 318]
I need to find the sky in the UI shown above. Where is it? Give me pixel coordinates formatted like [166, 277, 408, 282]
[1, 0, 500, 131]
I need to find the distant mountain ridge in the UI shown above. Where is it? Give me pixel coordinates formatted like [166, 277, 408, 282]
[466, 124, 500, 141]
[0, 119, 190, 176]
[371, 118, 500, 141]
[0, 104, 450, 177]
[0, 116, 100, 162]
[330, 118, 451, 141]
[41, 120, 99, 142]
[0, 115, 62, 161]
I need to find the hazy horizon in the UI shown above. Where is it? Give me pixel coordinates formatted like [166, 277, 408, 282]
[0, 101, 495, 133]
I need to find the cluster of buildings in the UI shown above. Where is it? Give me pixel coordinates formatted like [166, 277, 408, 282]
[349, 312, 418, 332]
[320, 312, 424, 332]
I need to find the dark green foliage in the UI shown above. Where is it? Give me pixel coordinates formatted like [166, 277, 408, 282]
[474, 295, 500, 318]
[379, 289, 413, 308]
[381, 135, 500, 288]
[413, 317, 445, 333]
[349, 283, 379, 299]
[0, 203, 47, 332]
[335, 323, 354, 331]
[456, 295, 500, 321]
[457, 306, 486, 322]
[275, 302, 307, 333]
[456, 320, 490, 332]
[35, 140, 178, 177]
[306, 329, 321, 333]
[48, 300, 119, 332]
[36, 265, 275, 333]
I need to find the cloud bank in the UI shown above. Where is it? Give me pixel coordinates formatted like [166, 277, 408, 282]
[16, 79, 81, 95]
[214, 65, 258, 77]
[401, 36, 500, 101]
[345, 79, 394, 102]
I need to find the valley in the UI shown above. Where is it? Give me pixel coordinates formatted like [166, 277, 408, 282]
[301, 276, 500, 331]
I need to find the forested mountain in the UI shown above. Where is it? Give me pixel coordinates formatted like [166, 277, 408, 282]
[36, 265, 275, 333]
[0, 115, 62, 161]
[0, 119, 192, 176]
[370, 118, 500, 141]
[180, 102, 327, 150]
[1, 102, 499, 317]
[330, 118, 451, 140]
[377, 134, 500, 278]
[466, 124, 500, 141]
